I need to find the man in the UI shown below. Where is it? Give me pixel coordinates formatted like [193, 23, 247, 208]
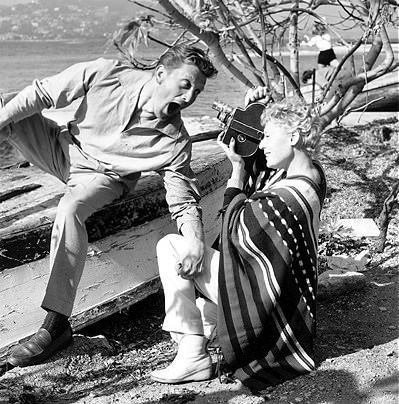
[0, 44, 217, 367]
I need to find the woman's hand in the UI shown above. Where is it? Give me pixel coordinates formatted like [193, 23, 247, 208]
[217, 133, 243, 167]
[217, 134, 246, 189]
[244, 86, 271, 107]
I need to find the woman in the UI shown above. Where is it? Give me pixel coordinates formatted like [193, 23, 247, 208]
[151, 91, 327, 389]
[302, 22, 338, 69]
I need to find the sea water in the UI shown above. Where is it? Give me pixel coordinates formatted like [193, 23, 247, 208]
[0, 39, 253, 115]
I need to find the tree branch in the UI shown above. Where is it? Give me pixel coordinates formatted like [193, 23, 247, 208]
[157, 0, 254, 87]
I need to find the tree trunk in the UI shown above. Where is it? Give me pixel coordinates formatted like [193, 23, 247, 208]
[288, 1, 300, 87]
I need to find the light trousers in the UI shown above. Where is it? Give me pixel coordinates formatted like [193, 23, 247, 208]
[1, 93, 130, 316]
[156, 234, 220, 340]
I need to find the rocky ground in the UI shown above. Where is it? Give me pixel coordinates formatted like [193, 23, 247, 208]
[0, 115, 398, 404]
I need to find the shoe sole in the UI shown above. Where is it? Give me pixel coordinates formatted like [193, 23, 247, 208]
[8, 328, 73, 367]
[151, 366, 213, 384]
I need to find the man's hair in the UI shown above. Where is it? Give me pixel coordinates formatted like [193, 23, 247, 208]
[261, 97, 322, 153]
[157, 44, 217, 78]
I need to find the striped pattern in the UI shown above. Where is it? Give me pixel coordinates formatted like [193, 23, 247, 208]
[218, 169, 326, 389]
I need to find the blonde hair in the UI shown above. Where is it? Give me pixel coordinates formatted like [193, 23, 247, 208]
[260, 97, 321, 153]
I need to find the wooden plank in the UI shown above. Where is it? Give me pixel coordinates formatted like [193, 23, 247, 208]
[0, 184, 42, 203]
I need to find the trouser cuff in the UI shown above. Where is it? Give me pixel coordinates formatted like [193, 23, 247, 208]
[41, 294, 73, 317]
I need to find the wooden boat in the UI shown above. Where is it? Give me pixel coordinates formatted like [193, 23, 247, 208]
[302, 68, 399, 112]
[0, 114, 226, 359]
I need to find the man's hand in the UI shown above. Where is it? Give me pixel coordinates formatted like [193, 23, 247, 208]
[177, 220, 205, 279]
[175, 237, 205, 280]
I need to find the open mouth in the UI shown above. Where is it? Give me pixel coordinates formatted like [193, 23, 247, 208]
[166, 102, 181, 116]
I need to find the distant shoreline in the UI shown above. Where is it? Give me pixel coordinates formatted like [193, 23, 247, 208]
[0, 38, 109, 44]
[1, 38, 398, 49]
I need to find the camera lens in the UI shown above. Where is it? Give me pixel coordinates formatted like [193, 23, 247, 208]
[212, 101, 233, 115]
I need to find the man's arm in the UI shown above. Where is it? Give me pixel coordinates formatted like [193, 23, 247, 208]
[159, 131, 205, 279]
[0, 58, 115, 129]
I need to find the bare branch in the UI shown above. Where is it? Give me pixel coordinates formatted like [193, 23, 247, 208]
[157, 0, 254, 86]
[131, 0, 171, 18]
[254, 0, 270, 86]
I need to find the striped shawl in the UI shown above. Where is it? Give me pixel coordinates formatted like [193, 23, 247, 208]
[218, 169, 326, 389]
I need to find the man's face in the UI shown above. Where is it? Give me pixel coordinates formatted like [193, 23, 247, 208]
[153, 63, 207, 120]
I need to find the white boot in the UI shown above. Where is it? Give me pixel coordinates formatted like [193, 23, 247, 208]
[151, 334, 212, 384]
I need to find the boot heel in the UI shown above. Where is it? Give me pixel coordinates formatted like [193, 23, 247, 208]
[190, 365, 213, 381]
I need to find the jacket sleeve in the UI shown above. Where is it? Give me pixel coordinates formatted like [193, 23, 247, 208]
[157, 126, 203, 232]
[0, 58, 116, 126]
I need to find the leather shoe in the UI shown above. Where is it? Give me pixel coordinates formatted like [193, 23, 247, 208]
[8, 325, 73, 367]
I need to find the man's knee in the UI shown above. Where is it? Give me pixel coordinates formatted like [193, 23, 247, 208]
[56, 191, 94, 225]
[58, 175, 124, 224]
[156, 234, 183, 258]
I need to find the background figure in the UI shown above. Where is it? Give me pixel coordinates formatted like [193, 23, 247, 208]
[302, 67, 330, 90]
[302, 21, 339, 69]
[0, 44, 217, 369]
[151, 91, 327, 389]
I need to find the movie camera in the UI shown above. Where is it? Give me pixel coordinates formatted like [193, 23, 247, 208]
[212, 101, 267, 157]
